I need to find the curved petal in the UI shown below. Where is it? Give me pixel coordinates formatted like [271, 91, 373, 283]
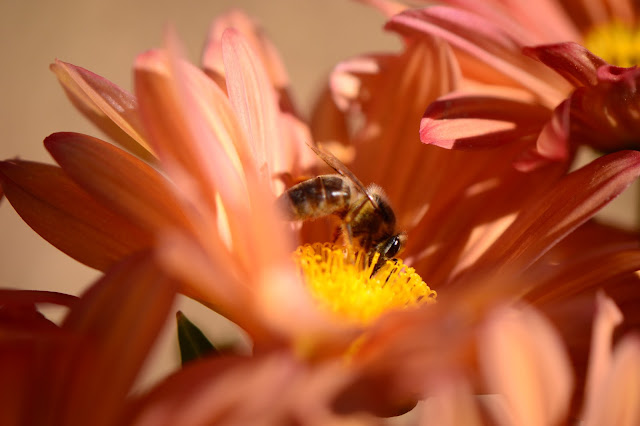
[45, 132, 193, 233]
[522, 42, 607, 87]
[50, 60, 153, 160]
[476, 150, 640, 274]
[386, 6, 570, 104]
[0, 160, 152, 271]
[421, 93, 551, 150]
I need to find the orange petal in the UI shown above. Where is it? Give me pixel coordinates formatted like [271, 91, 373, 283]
[202, 10, 293, 108]
[329, 38, 461, 229]
[45, 132, 192, 233]
[134, 47, 249, 220]
[0, 160, 152, 270]
[60, 251, 178, 426]
[221, 28, 289, 181]
[50, 60, 153, 160]
[479, 305, 573, 426]
[478, 150, 640, 273]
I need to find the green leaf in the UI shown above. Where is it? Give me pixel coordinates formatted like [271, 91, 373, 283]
[176, 311, 218, 366]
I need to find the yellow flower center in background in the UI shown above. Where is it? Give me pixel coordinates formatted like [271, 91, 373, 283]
[293, 243, 436, 325]
[584, 21, 640, 67]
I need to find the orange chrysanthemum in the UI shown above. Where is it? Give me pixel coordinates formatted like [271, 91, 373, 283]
[1, 7, 640, 421]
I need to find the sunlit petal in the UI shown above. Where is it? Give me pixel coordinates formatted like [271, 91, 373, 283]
[50, 60, 153, 160]
[0, 160, 152, 270]
[45, 132, 192, 233]
[477, 150, 640, 273]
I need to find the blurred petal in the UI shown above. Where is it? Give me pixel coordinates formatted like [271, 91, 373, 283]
[419, 378, 483, 426]
[386, 6, 569, 104]
[477, 150, 640, 273]
[480, 305, 573, 426]
[60, 251, 177, 426]
[582, 293, 623, 417]
[584, 335, 640, 426]
[45, 132, 192, 233]
[0, 160, 152, 270]
[50, 60, 153, 160]
[128, 354, 354, 426]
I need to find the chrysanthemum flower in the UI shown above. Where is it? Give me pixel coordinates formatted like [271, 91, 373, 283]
[372, 0, 640, 167]
[1, 8, 640, 418]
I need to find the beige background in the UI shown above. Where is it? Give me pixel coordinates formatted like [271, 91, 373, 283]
[0, 0, 636, 387]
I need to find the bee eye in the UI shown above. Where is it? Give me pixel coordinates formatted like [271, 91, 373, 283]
[384, 236, 402, 258]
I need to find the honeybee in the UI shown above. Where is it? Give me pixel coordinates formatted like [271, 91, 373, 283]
[277, 143, 406, 266]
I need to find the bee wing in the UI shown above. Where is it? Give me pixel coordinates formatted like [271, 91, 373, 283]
[307, 142, 378, 208]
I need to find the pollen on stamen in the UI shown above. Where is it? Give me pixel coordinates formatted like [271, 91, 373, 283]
[293, 243, 436, 325]
[584, 21, 640, 67]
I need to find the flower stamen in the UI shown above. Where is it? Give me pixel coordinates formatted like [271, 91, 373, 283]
[293, 243, 436, 325]
[584, 21, 640, 67]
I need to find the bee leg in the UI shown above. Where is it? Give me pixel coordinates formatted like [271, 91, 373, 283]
[343, 222, 355, 246]
[370, 256, 398, 278]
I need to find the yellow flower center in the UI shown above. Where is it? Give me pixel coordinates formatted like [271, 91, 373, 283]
[584, 21, 640, 67]
[293, 243, 436, 325]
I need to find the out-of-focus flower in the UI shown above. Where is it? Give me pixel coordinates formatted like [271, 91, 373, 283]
[0, 253, 177, 426]
[0, 257, 370, 426]
[2, 7, 640, 419]
[414, 293, 640, 426]
[371, 0, 640, 167]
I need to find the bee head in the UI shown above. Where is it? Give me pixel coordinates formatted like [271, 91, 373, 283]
[376, 232, 407, 259]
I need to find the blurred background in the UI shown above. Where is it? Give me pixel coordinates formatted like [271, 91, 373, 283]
[0, 0, 636, 388]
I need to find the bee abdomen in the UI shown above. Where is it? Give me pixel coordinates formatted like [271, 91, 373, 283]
[277, 175, 352, 221]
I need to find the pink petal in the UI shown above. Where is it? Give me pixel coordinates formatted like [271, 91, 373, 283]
[50, 60, 153, 160]
[523, 42, 607, 87]
[442, 0, 581, 44]
[386, 6, 570, 104]
[0, 160, 152, 271]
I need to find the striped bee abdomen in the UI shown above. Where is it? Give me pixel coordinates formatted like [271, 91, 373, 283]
[277, 174, 353, 220]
